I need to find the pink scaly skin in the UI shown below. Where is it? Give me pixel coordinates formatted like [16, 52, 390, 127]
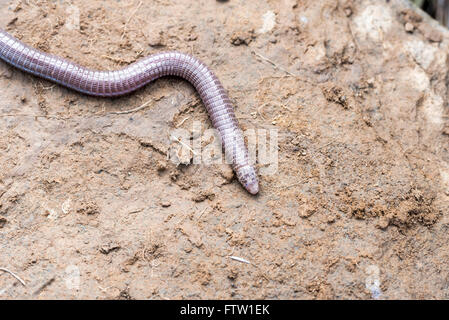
[0, 29, 259, 194]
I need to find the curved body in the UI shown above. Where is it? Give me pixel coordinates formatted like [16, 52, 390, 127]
[0, 29, 258, 194]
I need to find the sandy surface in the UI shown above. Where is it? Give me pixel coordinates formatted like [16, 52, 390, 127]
[1, 0, 449, 299]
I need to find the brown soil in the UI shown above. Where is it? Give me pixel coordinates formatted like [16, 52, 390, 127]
[1, 0, 449, 299]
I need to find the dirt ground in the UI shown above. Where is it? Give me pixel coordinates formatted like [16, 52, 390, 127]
[1, 0, 449, 299]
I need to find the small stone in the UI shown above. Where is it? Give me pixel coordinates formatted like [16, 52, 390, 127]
[170, 170, 179, 181]
[160, 201, 171, 208]
[7, 17, 18, 27]
[100, 243, 121, 254]
[344, 8, 352, 17]
[376, 216, 390, 230]
[148, 31, 165, 47]
[298, 203, 316, 218]
[89, 220, 100, 228]
[419, 24, 443, 43]
[327, 215, 336, 224]
[228, 267, 239, 280]
[156, 160, 167, 172]
[0, 217, 6, 228]
[183, 242, 193, 253]
[405, 22, 414, 33]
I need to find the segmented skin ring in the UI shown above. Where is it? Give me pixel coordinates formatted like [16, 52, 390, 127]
[0, 29, 259, 194]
